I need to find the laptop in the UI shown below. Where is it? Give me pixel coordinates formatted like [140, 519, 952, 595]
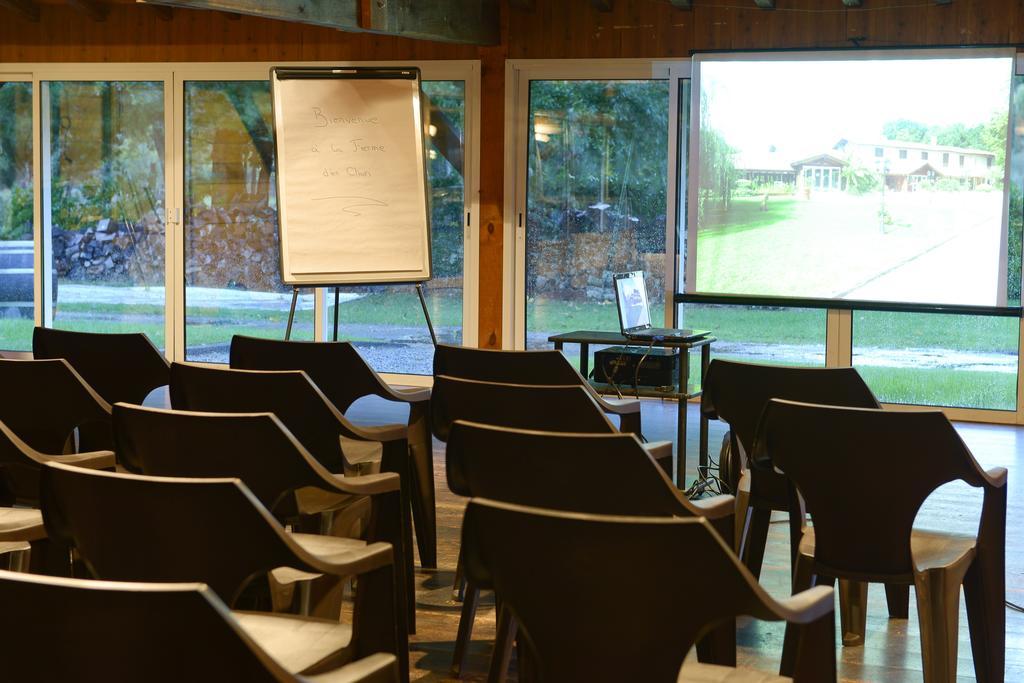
[613, 271, 709, 342]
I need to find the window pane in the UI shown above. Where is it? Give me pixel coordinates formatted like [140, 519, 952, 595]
[45, 81, 165, 346]
[184, 81, 313, 363]
[852, 311, 1019, 410]
[525, 79, 670, 349]
[0, 82, 33, 351]
[679, 303, 826, 390]
[327, 80, 466, 375]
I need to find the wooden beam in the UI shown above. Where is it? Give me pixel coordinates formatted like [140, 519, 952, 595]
[508, 0, 534, 10]
[66, 0, 108, 21]
[137, 0, 500, 44]
[591, 0, 612, 10]
[753, 0, 775, 7]
[668, 0, 691, 8]
[367, 0, 499, 45]
[841, 0, 862, 6]
[0, 0, 40, 21]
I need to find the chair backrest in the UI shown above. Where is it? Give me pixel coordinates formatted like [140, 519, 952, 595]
[41, 462, 309, 605]
[230, 335, 387, 412]
[433, 343, 585, 386]
[0, 570, 291, 682]
[112, 403, 334, 515]
[33, 326, 170, 406]
[701, 358, 880, 459]
[461, 499, 779, 682]
[0, 358, 113, 453]
[430, 375, 617, 442]
[169, 362, 350, 471]
[446, 420, 691, 517]
[753, 399, 990, 577]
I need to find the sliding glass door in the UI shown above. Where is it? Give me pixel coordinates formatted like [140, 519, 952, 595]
[0, 61, 479, 379]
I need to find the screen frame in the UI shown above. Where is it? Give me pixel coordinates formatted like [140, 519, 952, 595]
[684, 46, 1018, 313]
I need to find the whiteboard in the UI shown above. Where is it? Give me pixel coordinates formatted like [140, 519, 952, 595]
[271, 67, 432, 285]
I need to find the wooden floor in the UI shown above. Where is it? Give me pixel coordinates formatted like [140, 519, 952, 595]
[348, 397, 1024, 682]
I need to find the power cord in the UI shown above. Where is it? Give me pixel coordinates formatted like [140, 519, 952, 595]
[633, 339, 656, 399]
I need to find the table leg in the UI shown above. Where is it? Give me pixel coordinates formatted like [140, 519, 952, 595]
[677, 346, 690, 489]
[699, 343, 711, 472]
[579, 343, 590, 380]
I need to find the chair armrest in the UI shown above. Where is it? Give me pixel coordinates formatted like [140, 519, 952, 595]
[325, 472, 401, 496]
[294, 540, 394, 578]
[386, 386, 431, 404]
[51, 450, 116, 471]
[343, 422, 407, 443]
[688, 494, 735, 521]
[595, 396, 640, 415]
[980, 466, 1008, 488]
[762, 585, 835, 625]
[302, 653, 400, 683]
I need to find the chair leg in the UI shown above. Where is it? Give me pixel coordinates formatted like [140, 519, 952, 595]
[781, 552, 822, 678]
[838, 580, 868, 646]
[451, 583, 480, 677]
[885, 583, 910, 619]
[487, 605, 517, 683]
[407, 403, 438, 569]
[963, 557, 1004, 683]
[695, 616, 736, 667]
[453, 545, 466, 601]
[743, 507, 771, 580]
[914, 567, 963, 683]
[734, 485, 752, 557]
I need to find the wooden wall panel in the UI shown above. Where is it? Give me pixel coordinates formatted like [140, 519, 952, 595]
[3, 0, 1023, 349]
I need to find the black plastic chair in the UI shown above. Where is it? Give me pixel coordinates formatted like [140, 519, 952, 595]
[33, 326, 170, 406]
[229, 335, 436, 569]
[462, 498, 836, 682]
[112, 402, 414, 632]
[0, 570, 400, 683]
[754, 400, 1006, 682]
[433, 343, 643, 435]
[430, 375, 673, 475]
[446, 421, 734, 678]
[40, 463, 409, 680]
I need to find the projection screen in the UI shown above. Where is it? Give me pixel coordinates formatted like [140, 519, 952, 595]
[685, 49, 1016, 307]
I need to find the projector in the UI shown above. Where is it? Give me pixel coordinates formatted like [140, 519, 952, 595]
[593, 346, 679, 389]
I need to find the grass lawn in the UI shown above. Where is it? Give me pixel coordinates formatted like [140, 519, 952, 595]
[529, 296, 1019, 410]
[696, 192, 1003, 300]
[0, 290, 461, 353]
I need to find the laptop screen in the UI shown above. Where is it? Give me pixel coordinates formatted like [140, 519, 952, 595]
[614, 272, 651, 331]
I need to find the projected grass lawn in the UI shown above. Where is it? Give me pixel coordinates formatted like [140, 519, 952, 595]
[696, 191, 1003, 303]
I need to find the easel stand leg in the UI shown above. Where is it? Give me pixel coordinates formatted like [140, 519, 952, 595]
[416, 283, 438, 347]
[285, 287, 300, 341]
[333, 286, 341, 341]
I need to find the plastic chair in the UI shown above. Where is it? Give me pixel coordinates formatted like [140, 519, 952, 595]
[229, 335, 436, 569]
[40, 462, 409, 680]
[430, 375, 673, 475]
[446, 420, 734, 678]
[33, 326, 170, 406]
[700, 360, 880, 568]
[0, 358, 114, 454]
[0, 570, 400, 683]
[461, 498, 836, 682]
[112, 402, 414, 632]
[433, 343, 643, 435]
[753, 400, 1006, 683]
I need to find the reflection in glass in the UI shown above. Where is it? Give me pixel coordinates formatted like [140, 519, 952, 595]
[853, 311, 1018, 410]
[184, 81, 313, 362]
[0, 82, 33, 351]
[45, 81, 165, 346]
[526, 79, 670, 349]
